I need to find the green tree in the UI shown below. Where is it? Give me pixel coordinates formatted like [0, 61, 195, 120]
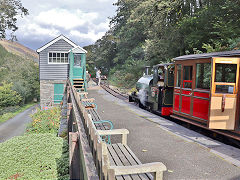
[0, 82, 22, 107]
[0, 0, 28, 39]
[86, 0, 240, 88]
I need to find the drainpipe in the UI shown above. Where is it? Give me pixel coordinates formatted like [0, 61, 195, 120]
[69, 51, 74, 85]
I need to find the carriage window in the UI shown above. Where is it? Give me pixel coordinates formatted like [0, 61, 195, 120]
[215, 64, 236, 83]
[216, 85, 234, 94]
[183, 66, 192, 88]
[196, 63, 211, 89]
[158, 67, 164, 80]
[215, 63, 237, 94]
[176, 65, 181, 87]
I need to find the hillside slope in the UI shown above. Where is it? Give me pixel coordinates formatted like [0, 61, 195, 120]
[0, 39, 38, 62]
[0, 44, 39, 103]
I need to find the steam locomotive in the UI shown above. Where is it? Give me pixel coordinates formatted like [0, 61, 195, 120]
[129, 63, 174, 116]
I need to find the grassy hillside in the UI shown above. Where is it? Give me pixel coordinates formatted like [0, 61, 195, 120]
[0, 43, 39, 105]
[0, 39, 38, 63]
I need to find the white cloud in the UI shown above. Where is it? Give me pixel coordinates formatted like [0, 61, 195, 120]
[70, 30, 105, 42]
[14, 0, 117, 49]
[35, 9, 99, 30]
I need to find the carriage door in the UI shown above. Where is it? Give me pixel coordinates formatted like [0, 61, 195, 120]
[209, 57, 239, 130]
[180, 65, 193, 115]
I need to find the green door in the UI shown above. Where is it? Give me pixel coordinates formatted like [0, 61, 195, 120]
[54, 84, 64, 104]
[73, 54, 83, 79]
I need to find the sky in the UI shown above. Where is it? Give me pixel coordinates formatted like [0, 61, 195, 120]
[14, 0, 117, 50]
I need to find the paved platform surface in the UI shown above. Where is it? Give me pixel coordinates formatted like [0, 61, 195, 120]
[0, 106, 35, 143]
[88, 82, 240, 180]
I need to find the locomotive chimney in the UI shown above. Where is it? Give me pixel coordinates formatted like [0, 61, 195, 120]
[145, 66, 151, 75]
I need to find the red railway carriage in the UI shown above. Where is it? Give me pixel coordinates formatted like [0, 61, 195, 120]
[171, 50, 240, 140]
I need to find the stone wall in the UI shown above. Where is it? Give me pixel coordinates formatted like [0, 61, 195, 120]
[40, 80, 66, 108]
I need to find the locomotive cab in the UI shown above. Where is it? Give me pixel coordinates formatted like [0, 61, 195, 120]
[151, 63, 174, 115]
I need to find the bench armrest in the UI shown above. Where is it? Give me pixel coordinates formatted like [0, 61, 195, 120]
[98, 129, 129, 145]
[94, 120, 114, 130]
[108, 162, 167, 180]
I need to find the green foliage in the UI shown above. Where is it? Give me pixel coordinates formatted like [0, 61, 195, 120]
[109, 59, 146, 88]
[86, 0, 240, 89]
[0, 82, 22, 107]
[0, 133, 69, 179]
[0, 44, 39, 104]
[0, 106, 20, 115]
[228, 38, 240, 50]
[26, 107, 61, 134]
[0, 0, 28, 39]
[0, 103, 35, 123]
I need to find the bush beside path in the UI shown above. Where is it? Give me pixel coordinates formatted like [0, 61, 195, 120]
[0, 107, 69, 179]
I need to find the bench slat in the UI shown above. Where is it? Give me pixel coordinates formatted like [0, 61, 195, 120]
[108, 145, 132, 180]
[112, 144, 144, 180]
[117, 143, 152, 180]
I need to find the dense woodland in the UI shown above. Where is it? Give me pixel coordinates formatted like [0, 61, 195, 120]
[0, 0, 38, 113]
[84, 0, 240, 88]
[0, 45, 39, 111]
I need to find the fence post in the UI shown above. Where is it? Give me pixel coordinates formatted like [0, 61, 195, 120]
[67, 103, 73, 142]
[69, 132, 80, 179]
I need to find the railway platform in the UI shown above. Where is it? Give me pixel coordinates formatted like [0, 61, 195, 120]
[87, 80, 240, 179]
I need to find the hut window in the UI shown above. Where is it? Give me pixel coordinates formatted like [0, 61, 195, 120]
[49, 52, 68, 64]
[196, 63, 211, 89]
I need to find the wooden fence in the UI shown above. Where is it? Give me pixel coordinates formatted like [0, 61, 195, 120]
[67, 80, 99, 179]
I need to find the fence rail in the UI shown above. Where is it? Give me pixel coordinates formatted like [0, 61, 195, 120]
[67, 80, 99, 180]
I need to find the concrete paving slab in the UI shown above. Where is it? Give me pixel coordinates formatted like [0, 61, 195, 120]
[87, 85, 240, 179]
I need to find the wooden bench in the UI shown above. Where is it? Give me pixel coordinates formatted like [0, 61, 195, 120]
[81, 98, 97, 109]
[75, 92, 113, 133]
[73, 89, 167, 180]
[86, 114, 167, 180]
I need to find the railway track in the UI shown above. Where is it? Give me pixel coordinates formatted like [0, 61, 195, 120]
[100, 83, 128, 101]
[92, 78, 129, 101]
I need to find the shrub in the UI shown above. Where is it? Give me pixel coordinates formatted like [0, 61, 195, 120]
[26, 107, 61, 134]
[0, 106, 20, 115]
[0, 133, 69, 179]
[0, 82, 22, 107]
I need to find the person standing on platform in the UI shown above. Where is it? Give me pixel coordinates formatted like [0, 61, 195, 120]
[86, 71, 90, 83]
[96, 69, 101, 86]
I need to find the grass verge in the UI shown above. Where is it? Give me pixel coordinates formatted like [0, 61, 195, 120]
[0, 103, 36, 124]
